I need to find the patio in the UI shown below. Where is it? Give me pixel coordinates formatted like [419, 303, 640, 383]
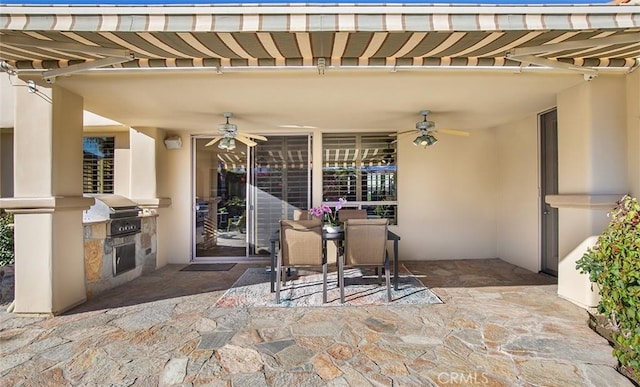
[0, 258, 631, 386]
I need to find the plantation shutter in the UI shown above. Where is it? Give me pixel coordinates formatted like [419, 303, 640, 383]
[83, 137, 115, 194]
[253, 135, 310, 253]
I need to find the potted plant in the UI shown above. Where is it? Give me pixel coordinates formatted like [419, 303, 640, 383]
[310, 198, 346, 233]
[576, 195, 640, 384]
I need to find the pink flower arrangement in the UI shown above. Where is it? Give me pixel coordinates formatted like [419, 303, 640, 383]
[309, 198, 347, 225]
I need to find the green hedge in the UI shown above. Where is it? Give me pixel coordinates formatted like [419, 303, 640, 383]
[576, 195, 640, 380]
[0, 211, 14, 267]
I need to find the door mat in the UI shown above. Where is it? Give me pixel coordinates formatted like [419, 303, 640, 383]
[180, 263, 236, 271]
[214, 265, 442, 307]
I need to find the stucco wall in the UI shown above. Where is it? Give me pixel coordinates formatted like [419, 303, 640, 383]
[153, 126, 500, 264]
[494, 114, 540, 273]
[130, 127, 160, 199]
[397, 126, 498, 260]
[156, 134, 191, 265]
[0, 75, 14, 129]
[556, 75, 628, 259]
[628, 70, 640, 198]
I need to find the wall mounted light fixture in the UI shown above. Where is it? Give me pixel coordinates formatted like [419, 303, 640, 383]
[164, 135, 182, 149]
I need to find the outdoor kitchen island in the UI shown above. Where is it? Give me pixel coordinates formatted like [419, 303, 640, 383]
[82, 195, 158, 299]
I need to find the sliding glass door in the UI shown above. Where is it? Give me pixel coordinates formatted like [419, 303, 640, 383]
[193, 137, 248, 259]
[193, 134, 310, 259]
[250, 135, 311, 256]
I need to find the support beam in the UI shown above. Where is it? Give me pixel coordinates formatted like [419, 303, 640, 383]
[43, 55, 134, 83]
[506, 53, 598, 79]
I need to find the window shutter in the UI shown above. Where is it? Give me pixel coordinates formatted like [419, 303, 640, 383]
[254, 135, 310, 252]
[322, 133, 397, 224]
[83, 137, 115, 194]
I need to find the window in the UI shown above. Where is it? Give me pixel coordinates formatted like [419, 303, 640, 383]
[83, 137, 114, 194]
[322, 133, 397, 224]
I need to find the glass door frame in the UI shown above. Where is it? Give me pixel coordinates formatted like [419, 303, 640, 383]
[191, 135, 250, 261]
[191, 133, 313, 260]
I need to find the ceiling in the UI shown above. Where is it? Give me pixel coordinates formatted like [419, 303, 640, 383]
[52, 68, 590, 135]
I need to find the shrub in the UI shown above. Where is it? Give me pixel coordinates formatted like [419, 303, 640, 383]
[576, 195, 640, 380]
[0, 210, 14, 267]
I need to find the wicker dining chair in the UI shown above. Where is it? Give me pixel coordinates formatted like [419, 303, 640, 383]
[339, 218, 391, 303]
[276, 219, 327, 304]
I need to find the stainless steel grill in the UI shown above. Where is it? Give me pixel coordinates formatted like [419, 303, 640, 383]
[83, 194, 142, 237]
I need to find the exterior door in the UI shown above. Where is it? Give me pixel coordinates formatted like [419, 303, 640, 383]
[193, 137, 248, 259]
[540, 109, 559, 276]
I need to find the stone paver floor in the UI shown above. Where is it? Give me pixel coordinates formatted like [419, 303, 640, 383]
[0, 258, 631, 386]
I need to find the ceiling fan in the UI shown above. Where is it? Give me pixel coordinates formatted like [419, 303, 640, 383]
[205, 112, 267, 150]
[391, 110, 470, 147]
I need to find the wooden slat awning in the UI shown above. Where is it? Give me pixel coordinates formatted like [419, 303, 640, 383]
[1, 4, 639, 70]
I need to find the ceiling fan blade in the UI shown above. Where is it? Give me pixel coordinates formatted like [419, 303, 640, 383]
[234, 134, 258, 147]
[205, 137, 223, 147]
[241, 132, 268, 141]
[437, 129, 471, 137]
[388, 130, 416, 137]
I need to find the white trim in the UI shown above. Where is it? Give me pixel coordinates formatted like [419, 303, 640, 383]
[17, 64, 632, 78]
[1, 5, 637, 16]
[545, 194, 626, 209]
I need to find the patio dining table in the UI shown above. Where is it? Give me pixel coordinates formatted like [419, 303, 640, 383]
[269, 228, 401, 293]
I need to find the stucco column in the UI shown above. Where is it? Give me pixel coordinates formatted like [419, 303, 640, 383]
[556, 76, 628, 256]
[555, 75, 628, 307]
[128, 127, 171, 267]
[0, 82, 93, 315]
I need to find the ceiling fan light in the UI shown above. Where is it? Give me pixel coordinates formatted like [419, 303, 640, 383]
[218, 137, 231, 150]
[426, 134, 438, 146]
[413, 136, 422, 146]
[227, 138, 236, 150]
[416, 134, 430, 146]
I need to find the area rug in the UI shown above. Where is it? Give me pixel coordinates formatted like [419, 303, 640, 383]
[180, 263, 236, 271]
[214, 265, 442, 307]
